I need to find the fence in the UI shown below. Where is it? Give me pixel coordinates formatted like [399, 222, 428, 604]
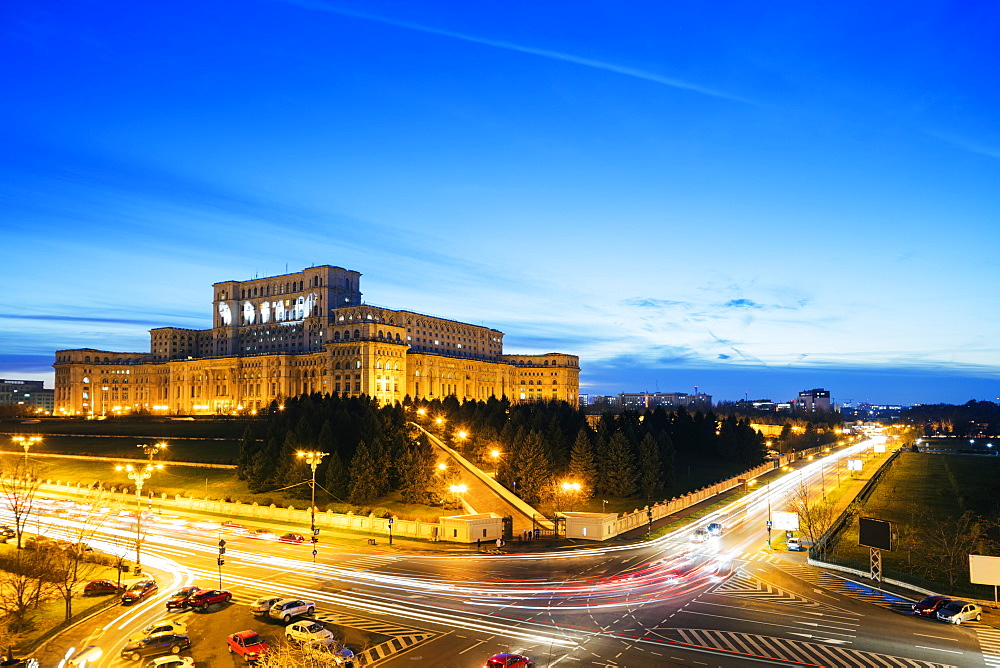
[614, 460, 779, 536]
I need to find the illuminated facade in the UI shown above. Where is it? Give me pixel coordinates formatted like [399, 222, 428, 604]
[53, 265, 580, 415]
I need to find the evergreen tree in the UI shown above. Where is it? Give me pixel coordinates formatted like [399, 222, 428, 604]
[235, 425, 259, 481]
[323, 451, 349, 501]
[348, 440, 381, 505]
[397, 436, 436, 504]
[603, 432, 636, 497]
[636, 433, 661, 501]
[515, 431, 552, 505]
[567, 429, 597, 500]
[656, 431, 676, 494]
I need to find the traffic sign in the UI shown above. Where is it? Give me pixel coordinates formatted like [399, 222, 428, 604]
[312, 528, 320, 536]
[388, 517, 394, 525]
[218, 539, 226, 548]
[766, 520, 773, 528]
[312, 549, 318, 556]
[219, 546, 226, 555]
[217, 558, 225, 566]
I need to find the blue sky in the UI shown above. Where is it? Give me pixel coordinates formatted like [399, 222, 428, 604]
[2, 1, 999, 406]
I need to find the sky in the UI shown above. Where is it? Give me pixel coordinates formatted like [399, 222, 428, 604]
[2, 1, 999, 406]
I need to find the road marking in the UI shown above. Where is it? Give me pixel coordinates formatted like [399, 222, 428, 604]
[913, 645, 963, 654]
[457, 640, 484, 654]
[913, 632, 960, 641]
[693, 599, 859, 626]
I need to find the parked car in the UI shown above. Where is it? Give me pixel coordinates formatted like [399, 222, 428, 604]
[119, 632, 190, 662]
[227, 630, 270, 663]
[249, 529, 277, 540]
[269, 597, 316, 622]
[144, 657, 194, 668]
[786, 537, 805, 552]
[0, 525, 16, 539]
[301, 639, 355, 666]
[279, 533, 305, 544]
[84, 579, 124, 596]
[690, 529, 709, 544]
[250, 595, 283, 616]
[486, 653, 535, 668]
[912, 595, 952, 617]
[285, 620, 335, 645]
[188, 588, 233, 609]
[165, 586, 200, 610]
[131, 619, 188, 643]
[936, 600, 982, 624]
[706, 522, 723, 536]
[122, 579, 159, 605]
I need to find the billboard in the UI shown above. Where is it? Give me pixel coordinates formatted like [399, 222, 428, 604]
[873, 443, 886, 453]
[772, 511, 799, 531]
[847, 459, 863, 471]
[858, 517, 893, 551]
[970, 555, 1000, 586]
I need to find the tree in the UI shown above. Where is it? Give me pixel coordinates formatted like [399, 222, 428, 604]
[323, 451, 349, 502]
[0, 548, 53, 632]
[791, 483, 836, 550]
[50, 489, 118, 620]
[567, 429, 597, 500]
[397, 436, 436, 504]
[235, 425, 260, 481]
[348, 441, 381, 505]
[603, 432, 636, 498]
[918, 510, 985, 589]
[0, 458, 42, 549]
[636, 434, 662, 501]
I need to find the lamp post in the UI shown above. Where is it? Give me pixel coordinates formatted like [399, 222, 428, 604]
[11, 435, 41, 465]
[560, 481, 580, 511]
[296, 451, 328, 562]
[116, 442, 167, 572]
[449, 483, 468, 512]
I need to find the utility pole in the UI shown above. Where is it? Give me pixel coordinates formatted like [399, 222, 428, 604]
[297, 451, 328, 562]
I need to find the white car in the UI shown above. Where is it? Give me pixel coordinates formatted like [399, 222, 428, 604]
[269, 597, 316, 622]
[285, 620, 335, 645]
[131, 618, 188, 643]
[786, 537, 804, 551]
[250, 594, 283, 616]
[144, 657, 195, 668]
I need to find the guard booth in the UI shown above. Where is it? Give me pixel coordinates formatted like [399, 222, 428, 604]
[439, 513, 503, 543]
[560, 512, 619, 541]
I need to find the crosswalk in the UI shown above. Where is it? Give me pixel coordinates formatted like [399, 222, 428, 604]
[711, 570, 840, 610]
[975, 626, 1000, 668]
[772, 561, 914, 610]
[668, 628, 957, 668]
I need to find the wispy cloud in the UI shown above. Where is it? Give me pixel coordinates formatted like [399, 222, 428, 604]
[723, 298, 761, 309]
[280, 1, 754, 104]
[924, 129, 1000, 160]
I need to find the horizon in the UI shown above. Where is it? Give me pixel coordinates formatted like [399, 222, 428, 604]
[3, 2, 998, 407]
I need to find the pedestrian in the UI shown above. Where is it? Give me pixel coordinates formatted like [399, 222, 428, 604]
[476, 538, 481, 552]
[496, 537, 503, 549]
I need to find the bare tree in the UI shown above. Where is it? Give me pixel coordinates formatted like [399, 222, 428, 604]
[917, 510, 985, 589]
[791, 482, 837, 550]
[50, 488, 120, 620]
[0, 457, 42, 550]
[0, 548, 54, 632]
[254, 639, 360, 668]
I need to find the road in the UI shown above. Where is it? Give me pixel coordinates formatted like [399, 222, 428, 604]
[10, 437, 999, 667]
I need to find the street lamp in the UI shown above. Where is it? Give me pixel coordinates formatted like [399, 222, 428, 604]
[296, 451, 328, 563]
[560, 481, 581, 511]
[115, 442, 168, 572]
[11, 435, 41, 465]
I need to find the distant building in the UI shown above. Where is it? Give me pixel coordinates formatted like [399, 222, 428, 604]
[795, 388, 831, 412]
[841, 402, 904, 421]
[0, 379, 53, 413]
[581, 391, 712, 413]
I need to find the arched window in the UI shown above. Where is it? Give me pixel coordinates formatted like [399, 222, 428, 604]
[355, 360, 362, 369]
[334, 331, 340, 341]
[376, 361, 382, 369]
[378, 330, 384, 339]
[84, 357, 91, 363]
[335, 362, 341, 370]
[395, 333, 401, 341]
[353, 329, 360, 339]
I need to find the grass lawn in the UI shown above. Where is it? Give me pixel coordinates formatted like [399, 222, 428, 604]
[2, 417, 253, 439]
[826, 452, 1000, 596]
[0, 541, 122, 649]
[22, 435, 239, 464]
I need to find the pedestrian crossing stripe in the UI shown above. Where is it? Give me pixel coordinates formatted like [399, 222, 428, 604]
[670, 628, 956, 668]
[775, 562, 913, 610]
[313, 611, 430, 637]
[711, 570, 830, 609]
[974, 626, 1000, 668]
[356, 633, 434, 666]
[737, 552, 783, 563]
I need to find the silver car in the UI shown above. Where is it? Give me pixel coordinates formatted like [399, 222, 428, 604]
[249, 595, 282, 616]
[936, 600, 982, 624]
[269, 597, 316, 622]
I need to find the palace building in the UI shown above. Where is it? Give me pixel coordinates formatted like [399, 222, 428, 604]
[53, 265, 580, 416]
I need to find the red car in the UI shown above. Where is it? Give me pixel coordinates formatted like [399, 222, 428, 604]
[83, 579, 123, 596]
[121, 579, 158, 605]
[279, 533, 304, 544]
[912, 595, 952, 617]
[227, 630, 270, 663]
[486, 654, 535, 668]
[166, 585, 201, 610]
[189, 588, 233, 609]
